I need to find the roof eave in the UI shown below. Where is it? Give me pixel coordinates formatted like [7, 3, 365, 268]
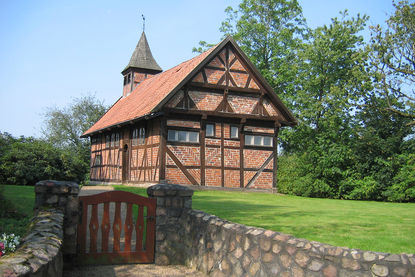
[80, 112, 163, 138]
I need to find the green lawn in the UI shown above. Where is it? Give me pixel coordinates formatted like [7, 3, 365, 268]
[2, 185, 414, 254]
[114, 186, 415, 254]
[0, 185, 34, 237]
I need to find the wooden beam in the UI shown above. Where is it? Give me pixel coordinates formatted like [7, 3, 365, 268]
[240, 121, 245, 188]
[221, 123, 224, 187]
[273, 127, 280, 190]
[159, 118, 166, 181]
[200, 121, 206, 186]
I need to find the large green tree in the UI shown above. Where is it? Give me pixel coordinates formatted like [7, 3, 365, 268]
[370, 0, 415, 126]
[42, 94, 107, 182]
[278, 12, 373, 198]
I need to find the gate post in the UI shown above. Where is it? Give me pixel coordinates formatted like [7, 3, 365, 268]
[147, 183, 194, 265]
[35, 180, 80, 259]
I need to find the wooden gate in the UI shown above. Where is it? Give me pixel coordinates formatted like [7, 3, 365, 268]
[76, 191, 156, 265]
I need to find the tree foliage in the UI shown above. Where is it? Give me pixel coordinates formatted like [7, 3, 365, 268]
[0, 95, 107, 186]
[370, 0, 415, 126]
[42, 94, 107, 183]
[198, 0, 415, 202]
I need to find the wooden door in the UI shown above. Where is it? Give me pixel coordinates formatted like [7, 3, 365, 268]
[122, 144, 129, 183]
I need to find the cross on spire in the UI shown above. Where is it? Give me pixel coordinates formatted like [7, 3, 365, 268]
[142, 14, 145, 32]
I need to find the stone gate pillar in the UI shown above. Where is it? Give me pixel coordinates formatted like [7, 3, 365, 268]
[35, 180, 80, 256]
[147, 183, 194, 265]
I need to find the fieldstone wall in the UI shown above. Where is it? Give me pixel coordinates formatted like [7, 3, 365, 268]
[181, 210, 415, 277]
[0, 180, 80, 277]
[0, 209, 64, 277]
[34, 180, 80, 256]
[148, 183, 415, 277]
[147, 183, 193, 265]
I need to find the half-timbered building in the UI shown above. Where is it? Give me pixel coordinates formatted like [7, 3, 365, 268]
[82, 32, 297, 189]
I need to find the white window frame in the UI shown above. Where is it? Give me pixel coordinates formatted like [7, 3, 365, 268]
[168, 130, 199, 143]
[245, 134, 273, 147]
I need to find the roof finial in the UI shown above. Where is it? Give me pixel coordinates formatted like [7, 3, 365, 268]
[142, 14, 145, 32]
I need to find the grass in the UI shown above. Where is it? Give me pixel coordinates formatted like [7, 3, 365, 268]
[2, 184, 414, 254]
[0, 185, 34, 237]
[114, 186, 415, 254]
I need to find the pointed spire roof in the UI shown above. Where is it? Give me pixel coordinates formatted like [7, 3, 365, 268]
[122, 32, 162, 73]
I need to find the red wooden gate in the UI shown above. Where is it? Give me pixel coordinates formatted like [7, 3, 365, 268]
[76, 191, 156, 265]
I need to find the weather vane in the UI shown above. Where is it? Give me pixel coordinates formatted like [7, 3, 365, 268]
[142, 14, 145, 32]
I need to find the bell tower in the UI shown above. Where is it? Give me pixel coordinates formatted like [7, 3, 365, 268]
[121, 29, 162, 97]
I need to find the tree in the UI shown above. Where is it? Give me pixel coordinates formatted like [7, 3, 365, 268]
[195, 0, 307, 104]
[42, 94, 107, 182]
[278, 12, 373, 198]
[370, 0, 415, 126]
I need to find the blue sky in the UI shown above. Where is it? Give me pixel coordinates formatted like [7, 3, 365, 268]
[0, 0, 394, 138]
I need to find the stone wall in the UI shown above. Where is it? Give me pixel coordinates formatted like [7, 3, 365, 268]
[148, 184, 415, 277]
[0, 180, 79, 277]
[181, 210, 415, 277]
[0, 209, 64, 277]
[147, 183, 194, 265]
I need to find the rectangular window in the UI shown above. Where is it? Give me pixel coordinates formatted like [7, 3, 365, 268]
[132, 129, 138, 146]
[106, 135, 111, 148]
[245, 135, 273, 147]
[115, 133, 120, 147]
[138, 127, 145, 145]
[94, 155, 102, 166]
[230, 126, 239, 139]
[206, 123, 215, 137]
[168, 130, 199, 143]
[111, 133, 115, 147]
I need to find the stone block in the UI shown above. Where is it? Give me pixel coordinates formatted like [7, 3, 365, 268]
[371, 264, 389, 277]
[46, 195, 59, 204]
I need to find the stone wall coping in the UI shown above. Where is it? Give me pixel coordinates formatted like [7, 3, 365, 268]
[0, 209, 64, 277]
[35, 180, 79, 195]
[147, 184, 194, 197]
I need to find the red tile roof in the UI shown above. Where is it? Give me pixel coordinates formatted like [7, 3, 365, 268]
[83, 45, 217, 136]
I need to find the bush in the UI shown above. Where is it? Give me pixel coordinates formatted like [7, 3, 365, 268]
[385, 153, 415, 202]
[0, 133, 88, 186]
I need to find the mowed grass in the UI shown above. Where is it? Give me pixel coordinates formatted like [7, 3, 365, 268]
[192, 190, 415, 254]
[114, 186, 415, 254]
[3, 185, 414, 254]
[0, 185, 35, 236]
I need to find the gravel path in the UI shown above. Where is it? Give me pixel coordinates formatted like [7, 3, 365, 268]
[63, 185, 206, 277]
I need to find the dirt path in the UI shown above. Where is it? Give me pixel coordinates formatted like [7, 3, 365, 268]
[64, 186, 206, 277]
